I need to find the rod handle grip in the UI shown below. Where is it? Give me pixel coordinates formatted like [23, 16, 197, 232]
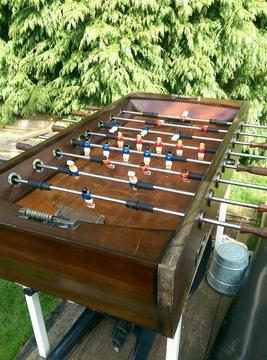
[71, 110, 89, 117]
[240, 225, 267, 239]
[250, 142, 267, 150]
[16, 142, 32, 150]
[236, 164, 267, 176]
[258, 204, 267, 213]
[52, 124, 66, 132]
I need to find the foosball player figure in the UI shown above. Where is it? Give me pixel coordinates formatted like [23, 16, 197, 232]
[181, 110, 189, 122]
[140, 162, 151, 176]
[198, 142, 206, 161]
[116, 131, 124, 148]
[103, 158, 115, 169]
[135, 134, 143, 151]
[143, 146, 152, 166]
[165, 148, 174, 170]
[128, 171, 138, 191]
[176, 139, 184, 156]
[67, 160, 80, 179]
[122, 143, 130, 162]
[102, 140, 110, 158]
[181, 168, 190, 182]
[82, 186, 95, 208]
[155, 136, 163, 155]
[83, 137, 91, 157]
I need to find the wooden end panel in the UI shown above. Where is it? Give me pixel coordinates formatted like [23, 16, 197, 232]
[0, 225, 161, 332]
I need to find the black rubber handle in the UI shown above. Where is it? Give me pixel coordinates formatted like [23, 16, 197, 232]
[202, 127, 220, 133]
[105, 133, 117, 139]
[57, 167, 72, 175]
[126, 200, 154, 212]
[180, 133, 193, 140]
[71, 139, 84, 147]
[136, 181, 154, 190]
[90, 156, 106, 163]
[142, 111, 158, 117]
[145, 119, 157, 125]
[209, 119, 228, 125]
[27, 180, 51, 191]
[173, 155, 188, 162]
[206, 147, 217, 154]
[189, 172, 203, 180]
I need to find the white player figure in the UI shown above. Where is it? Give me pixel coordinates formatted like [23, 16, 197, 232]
[116, 131, 124, 148]
[128, 171, 138, 191]
[165, 149, 174, 170]
[155, 136, 163, 155]
[181, 110, 189, 122]
[176, 139, 184, 156]
[102, 140, 110, 158]
[83, 138, 91, 157]
[122, 143, 130, 162]
[198, 142, 206, 161]
[135, 134, 143, 151]
[143, 146, 152, 166]
[82, 186, 95, 208]
[67, 160, 79, 180]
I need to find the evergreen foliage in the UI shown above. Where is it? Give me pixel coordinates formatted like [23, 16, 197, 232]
[0, 0, 266, 124]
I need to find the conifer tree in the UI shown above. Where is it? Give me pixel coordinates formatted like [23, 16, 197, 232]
[0, 0, 266, 125]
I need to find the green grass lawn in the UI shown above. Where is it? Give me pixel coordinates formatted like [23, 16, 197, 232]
[0, 280, 58, 360]
[230, 172, 267, 204]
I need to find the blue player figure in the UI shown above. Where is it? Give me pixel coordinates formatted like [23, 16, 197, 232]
[81, 186, 95, 208]
[165, 148, 174, 169]
[102, 140, 110, 158]
[143, 146, 151, 166]
[122, 143, 130, 162]
[128, 171, 138, 191]
[83, 137, 91, 157]
[67, 160, 79, 179]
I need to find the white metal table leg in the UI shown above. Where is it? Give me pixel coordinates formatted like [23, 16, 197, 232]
[215, 185, 231, 248]
[23, 287, 50, 358]
[165, 315, 182, 360]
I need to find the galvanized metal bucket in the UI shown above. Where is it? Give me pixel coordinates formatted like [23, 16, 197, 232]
[207, 241, 249, 295]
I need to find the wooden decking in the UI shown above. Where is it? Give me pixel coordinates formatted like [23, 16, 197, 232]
[15, 279, 232, 360]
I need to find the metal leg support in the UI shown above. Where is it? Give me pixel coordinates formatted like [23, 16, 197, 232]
[132, 326, 156, 360]
[165, 315, 182, 360]
[215, 186, 231, 248]
[23, 287, 51, 358]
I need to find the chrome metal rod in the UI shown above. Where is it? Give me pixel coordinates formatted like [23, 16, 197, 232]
[16, 178, 185, 217]
[120, 109, 232, 126]
[61, 118, 79, 123]
[55, 150, 186, 177]
[217, 177, 267, 191]
[38, 163, 195, 197]
[113, 115, 228, 134]
[210, 196, 259, 210]
[229, 151, 267, 160]
[100, 121, 223, 143]
[201, 217, 241, 230]
[88, 131, 198, 151]
[240, 123, 267, 130]
[238, 132, 267, 139]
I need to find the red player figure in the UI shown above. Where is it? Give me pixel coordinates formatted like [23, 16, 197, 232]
[135, 134, 143, 151]
[128, 171, 138, 191]
[198, 142, 206, 161]
[155, 136, 163, 155]
[67, 160, 79, 180]
[176, 139, 184, 156]
[140, 162, 151, 176]
[116, 131, 124, 148]
[103, 158, 115, 169]
[180, 168, 190, 182]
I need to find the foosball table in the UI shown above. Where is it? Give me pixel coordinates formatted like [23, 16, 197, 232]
[0, 93, 267, 345]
